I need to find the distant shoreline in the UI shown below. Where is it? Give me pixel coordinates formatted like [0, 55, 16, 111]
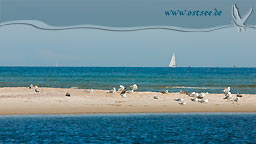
[0, 87, 255, 115]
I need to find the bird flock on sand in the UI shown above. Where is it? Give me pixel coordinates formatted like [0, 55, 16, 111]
[27, 83, 139, 98]
[171, 86, 243, 105]
[27, 84, 243, 105]
[172, 91, 209, 105]
[223, 87, 243, 103]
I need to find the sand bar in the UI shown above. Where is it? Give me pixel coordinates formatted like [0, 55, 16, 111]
[0, 87, 255, 115]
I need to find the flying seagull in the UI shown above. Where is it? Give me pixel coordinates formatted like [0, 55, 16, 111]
[232, 4, 253, 32]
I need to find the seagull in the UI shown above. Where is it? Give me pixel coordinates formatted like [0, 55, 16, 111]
[174, 98, 184, 102]
[161, 90, 168, 94]
[118, 85, 125, 92]
[200, 99, 209, 103]
[189, 92, 196, 97]
[190, 92, 200, 97]
[197, 93, 206, 99]
[237, 93, 243, 97]
[130, 84, 138, 91]
[233, 97, 240, 102]
[232, 4, 253, 32]
[179, 102, 187, 105]
[191, 97, 199, 102]
[153, 96, 158, 99]
[224, 92, 232, 99]
[66, 92, 71, 97]
[86, 89, 94, 93]
[120, 88, 127, 98]
[126, 90, 134, 93]
[29, 84, 33, 89]
[34, 85, 39, 93]
[109, 87, 116, 93]
[223, 87, 231, 94]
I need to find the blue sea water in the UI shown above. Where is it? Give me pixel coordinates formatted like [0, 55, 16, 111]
[0, 67, 256, 93]
[0, 114, 256, 143]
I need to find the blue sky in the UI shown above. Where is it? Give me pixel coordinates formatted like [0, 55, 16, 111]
[0, 24, 255, 67]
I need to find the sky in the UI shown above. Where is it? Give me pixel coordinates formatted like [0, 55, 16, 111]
[0, 23, 255, 67]
[0, 0, 255, 67]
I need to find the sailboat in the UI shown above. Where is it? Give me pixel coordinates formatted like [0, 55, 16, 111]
[168, 53, 176, 67]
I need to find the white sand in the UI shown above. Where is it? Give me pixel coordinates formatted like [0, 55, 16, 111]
[0, 87, 255, 115]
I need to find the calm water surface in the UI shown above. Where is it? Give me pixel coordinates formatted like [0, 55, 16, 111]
[0, 67, 256, 93]
[0, 114, 256, 143]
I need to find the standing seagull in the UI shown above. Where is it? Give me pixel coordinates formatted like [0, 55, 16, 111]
[223, 87, 231, 94]
[232, 4, 253, 32]
[34, 85, 39, 93]
[130, 84, 138, 91]
[29, 84, 33, 89]
[118, 85, 125, 92]
[109, 87, 116, 93]
[120, 88, 127, 98]
[224, 92, 232, 99]
[161, 90, 168, 94]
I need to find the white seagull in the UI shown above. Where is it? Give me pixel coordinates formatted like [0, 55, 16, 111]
[223, 87, 231, 94]
[130, 84, 138, 91]
[29, 84, 33, 89]
[86, 89, 94, 93]
[233, 97, 240, 102]
[34, 85, 39, 93]
[232, 4, 253, 32]
[118, 85, 125, 92]
[161, 90, 168, 94]
[179, 102, 187, 105]
[174, 98, 184, 102]
[190, 92, 200, 98]
[120, 88, 127, 98]
[200, 99, 209, 103]
[191, 97, 199, 102]
[109, 87, 116, 93]
[126, 90, 134, 93]
[189, 92, 196, 97]
[197, 93, 206, 99]
[224, 92, 232, 99]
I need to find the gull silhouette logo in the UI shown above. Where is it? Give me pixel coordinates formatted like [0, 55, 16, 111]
[232, 4, 253, 32]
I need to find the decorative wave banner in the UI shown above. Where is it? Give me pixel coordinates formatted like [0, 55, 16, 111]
[0, 0, 255, 30]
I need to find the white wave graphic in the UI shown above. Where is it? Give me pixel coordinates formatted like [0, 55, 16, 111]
[0, 20, 246, 32]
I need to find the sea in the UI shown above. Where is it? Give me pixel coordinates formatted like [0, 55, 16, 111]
[0, 67, 256, 143]
[0, 114, 256, 143]
[0, 67, 255, 94]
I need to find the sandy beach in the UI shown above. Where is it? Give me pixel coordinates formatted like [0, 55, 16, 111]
[0, 87, 255, 115]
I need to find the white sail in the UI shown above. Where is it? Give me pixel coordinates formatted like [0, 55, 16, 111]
[169, 53, 176, 67]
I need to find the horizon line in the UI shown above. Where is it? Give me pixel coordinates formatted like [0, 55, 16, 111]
[0, 66, 255, 68]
